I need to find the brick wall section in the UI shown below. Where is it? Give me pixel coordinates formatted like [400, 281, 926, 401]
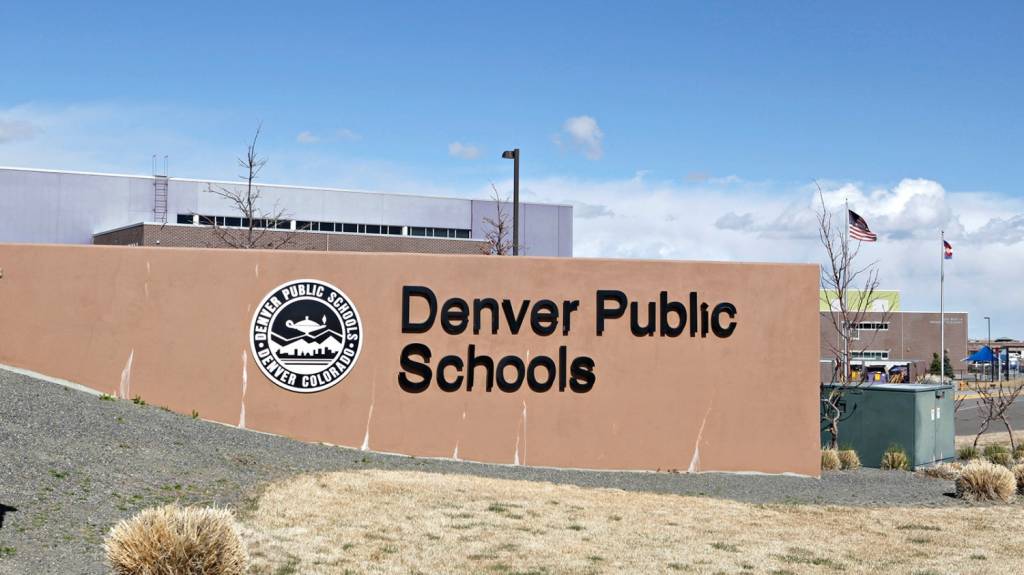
[92, 225, 144, 246]
[94, 223, 489, 255]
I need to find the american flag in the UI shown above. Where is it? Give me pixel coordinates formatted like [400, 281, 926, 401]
[848, 210, 877, 242]
[944, 240, 953, 259]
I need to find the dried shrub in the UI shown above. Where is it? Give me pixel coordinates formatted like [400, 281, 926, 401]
[917, 462, 963, 481]
[881, 444, 909, 471]
[837, 449, 861, 470]
[821, 449, 841, 471]
[955, 460, 1017, 503]
[957, 445, 979, 460]
[105, 504, 248, 575]
[1013, 464, 1024, 494]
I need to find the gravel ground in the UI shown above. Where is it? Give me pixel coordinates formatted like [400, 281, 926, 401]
[0, 368, 967, 574]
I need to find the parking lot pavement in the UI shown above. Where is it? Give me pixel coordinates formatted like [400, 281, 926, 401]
[955, 393, 1024, 437]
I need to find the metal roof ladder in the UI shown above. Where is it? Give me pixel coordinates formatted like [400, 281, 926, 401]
[153, 175, 169, 224]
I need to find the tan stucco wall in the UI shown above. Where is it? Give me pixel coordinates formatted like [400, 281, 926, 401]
[0, 244, 820, 475]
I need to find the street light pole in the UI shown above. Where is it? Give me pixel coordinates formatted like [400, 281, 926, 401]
[501, 148, 520, 256]
[985, 316, 992, 382]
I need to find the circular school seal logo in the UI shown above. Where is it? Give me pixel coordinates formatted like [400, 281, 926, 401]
[250, 279, 363, 393]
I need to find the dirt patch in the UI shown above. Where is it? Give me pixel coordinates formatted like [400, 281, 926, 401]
[241, 470, 1024, 574]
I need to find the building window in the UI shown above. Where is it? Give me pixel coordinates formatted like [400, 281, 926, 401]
[851, 350, 890, 360]
[183, 213, 471, 239]
[852, 322, 889, 331]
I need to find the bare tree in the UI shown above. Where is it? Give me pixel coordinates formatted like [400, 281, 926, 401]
[480, 183, 513, 255]
[817, 185, 890, 449]
[204, 124, 295, 249]
[968, 379, 1024, 449]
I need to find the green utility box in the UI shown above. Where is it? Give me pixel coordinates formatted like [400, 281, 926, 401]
[821, 383, 955, 469]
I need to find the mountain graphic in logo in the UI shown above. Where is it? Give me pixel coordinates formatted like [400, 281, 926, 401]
[270, 315, 346, 366]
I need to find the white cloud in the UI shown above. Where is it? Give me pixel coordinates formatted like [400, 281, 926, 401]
[573, 201, 614, 219]
[0, 118, 39, 143]
[297, 129, 360, 145]
[0, 102, 221, 175]
[336, 128, 361, 141]
[556, 115, 604, 160]
[448, 141, 480, 160]
[968, 214, 1024, 244]
[715, 211, 754, 230]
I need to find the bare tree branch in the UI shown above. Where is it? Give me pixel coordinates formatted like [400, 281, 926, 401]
[480, 183, 513, 255]
[204, 123, 295, 250]
[969, 377, 1024, 450]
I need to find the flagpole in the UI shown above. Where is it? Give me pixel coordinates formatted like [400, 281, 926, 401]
[940, 230, 945, 382]
[844, 199, 850, 384]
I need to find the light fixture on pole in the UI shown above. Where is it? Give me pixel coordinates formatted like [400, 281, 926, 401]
[501, 148, 520, 256]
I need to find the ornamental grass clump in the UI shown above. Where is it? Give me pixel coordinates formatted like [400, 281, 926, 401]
[837, 449, 861, 470]
[955, 460, 1016, 503]
[105, 504, 248, 575]
[880, 444, 909, 471]
[1013, 444, 1024, 461]
[983, 444, 1013, 467]
[1013, 464, 1024, 494]
[957, 445, 979, 460]
[821, 449, 841, 471]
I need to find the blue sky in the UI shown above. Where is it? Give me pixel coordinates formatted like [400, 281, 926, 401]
[1, 2, 1022, 337]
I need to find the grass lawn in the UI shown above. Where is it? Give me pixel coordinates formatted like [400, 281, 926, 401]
[239, 470, 1024, 574]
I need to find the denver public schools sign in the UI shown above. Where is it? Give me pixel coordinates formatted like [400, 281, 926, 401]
[0, 245, 820, 475]
[397, 286, 737, 394]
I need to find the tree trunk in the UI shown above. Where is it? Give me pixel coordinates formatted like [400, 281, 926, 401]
[973, 419, 992, 448]
[1001, 417, 1016, 452]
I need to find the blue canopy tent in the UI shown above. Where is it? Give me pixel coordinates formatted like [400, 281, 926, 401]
[965, 346, 997, 381]
[965, 346, 995, 363]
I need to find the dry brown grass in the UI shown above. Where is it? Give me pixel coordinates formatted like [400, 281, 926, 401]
[880, 448, 909, 471]
[1013, 464, 1024, 494]
[239, 470, 1024, 574]
[916, 461, 964, 481]
[955, 461, 1017, 503]
[820, 449, 840, 471]
[837, 449, 861, 470]
[956, 432, 1023, 449]
[105, 504, 248, 575]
